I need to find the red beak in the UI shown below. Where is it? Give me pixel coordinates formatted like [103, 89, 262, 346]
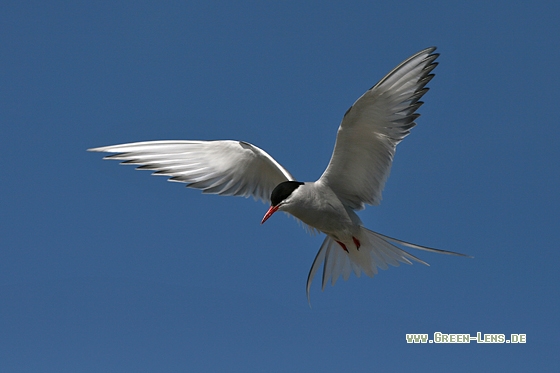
[261, 205, 279, 224]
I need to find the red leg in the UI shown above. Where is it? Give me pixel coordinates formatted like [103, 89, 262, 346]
[336, 241, 349, 253]
[352, 236, 361, 250]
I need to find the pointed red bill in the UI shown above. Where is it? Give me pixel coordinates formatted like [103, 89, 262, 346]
[261, 205, 279, 224]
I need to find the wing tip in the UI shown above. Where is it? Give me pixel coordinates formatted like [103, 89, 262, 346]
[425, 46, 437, 54]
[87, 146, 104, 152]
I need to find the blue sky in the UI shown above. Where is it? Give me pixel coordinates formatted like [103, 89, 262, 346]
[1, 1, 559, 371]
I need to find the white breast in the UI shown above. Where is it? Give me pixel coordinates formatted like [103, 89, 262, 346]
[280, 181, 361, 240]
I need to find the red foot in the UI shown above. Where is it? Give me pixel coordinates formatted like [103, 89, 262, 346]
[336, 241, 349, 253]
[352, 236, 361, 250]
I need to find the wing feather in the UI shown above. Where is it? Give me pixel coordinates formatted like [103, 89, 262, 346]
[88, 140, 294, 203]
[319, 47, 439, 210]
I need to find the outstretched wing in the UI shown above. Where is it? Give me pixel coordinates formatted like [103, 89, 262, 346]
[319, 47, 439, 210]
[89, 140, 294, 203]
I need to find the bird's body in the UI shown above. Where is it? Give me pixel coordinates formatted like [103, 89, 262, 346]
[280, 181, 360, 241]
[89, 47, 469, 301]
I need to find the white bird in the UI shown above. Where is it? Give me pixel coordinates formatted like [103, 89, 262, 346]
[89, 47, 469, 302]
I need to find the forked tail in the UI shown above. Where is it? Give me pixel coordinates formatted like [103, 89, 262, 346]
[306, 227, 470, 304]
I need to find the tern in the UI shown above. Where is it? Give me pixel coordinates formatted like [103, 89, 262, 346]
[89, 47, 469, 301]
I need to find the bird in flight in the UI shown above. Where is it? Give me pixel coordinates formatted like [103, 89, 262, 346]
[89, 47, 469, 302]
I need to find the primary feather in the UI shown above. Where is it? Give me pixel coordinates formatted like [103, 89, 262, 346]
[88, 140, 294, 203]
[319, 47, 438, 209]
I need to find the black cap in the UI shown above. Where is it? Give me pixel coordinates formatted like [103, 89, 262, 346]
[270, 181, 304, 206]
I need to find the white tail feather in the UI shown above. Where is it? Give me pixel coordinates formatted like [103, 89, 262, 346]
[306, 227, 469, 304]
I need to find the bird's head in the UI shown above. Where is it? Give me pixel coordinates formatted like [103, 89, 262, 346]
[261, 181, 304, 224]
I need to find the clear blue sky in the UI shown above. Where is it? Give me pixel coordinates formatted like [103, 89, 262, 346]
[1, 1, 559, 371]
